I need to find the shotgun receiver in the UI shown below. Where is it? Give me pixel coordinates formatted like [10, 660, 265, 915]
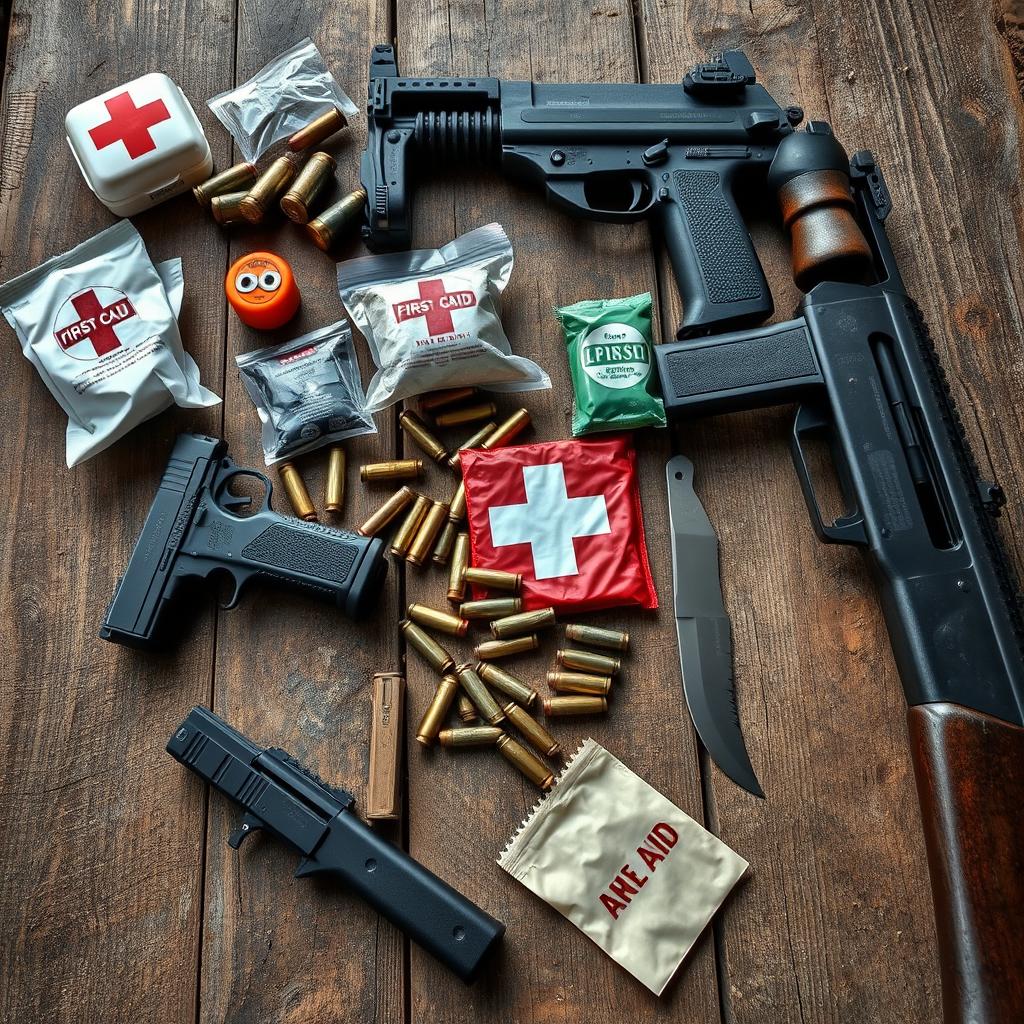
[656, 125, 1024, 1023]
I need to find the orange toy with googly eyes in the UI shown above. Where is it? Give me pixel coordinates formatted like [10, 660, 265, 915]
[226, 251, 301, 329]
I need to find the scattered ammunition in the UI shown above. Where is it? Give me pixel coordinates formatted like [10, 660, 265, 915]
[357, 485, 415, 537]
[460, 597, 523, 620]
[542, 695, 608, 717]
[447, 421, 496, 468]
[491, 607, 556, 639]
[360, 459, 423, 482]
[390, 494, 430, 558]
[457, 694, 477, 723]
[407, 602, 468, 638]
[307, 187, 367, 252]
[434, 402, 498, 429]
[564, 623, 630, 653]
[502, 701, 559, 759]
[209, 190, 250, 225]
[476, 661, 537, 708]
[420, 387, 479, 413]
[547, 670, 612, 697]
[194, 161, 257, 207]
[277, 461, 317, 521]
[455, 662, 506, 726]
[431, 520, 459, 565]
[407, 500, 449, 567]
[439, 726, 503, 748]
[239, 156, 298, 224]
[288, 106, 348, 151]
[496, 733, 554, 790]
[448, 479, 467, 521]
[399, 410, 449, 464]
[367, 672, 404, 819]
[416, 674, 459, 747]
[401, 619, 455, 675]
[557, 648, 622, 677]
[447, 532, 470, 602]
[280, 151, 336, 224]
[481, 408, 531, 449]
[324, 444, 346, 513]
[464, 567, 522, 593]
[475, 635, 539, 660]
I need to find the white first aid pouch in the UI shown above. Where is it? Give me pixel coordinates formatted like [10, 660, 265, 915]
[0, 220, 220, 467]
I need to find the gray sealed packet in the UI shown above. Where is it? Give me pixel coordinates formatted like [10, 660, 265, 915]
[499, 738, 748, 994]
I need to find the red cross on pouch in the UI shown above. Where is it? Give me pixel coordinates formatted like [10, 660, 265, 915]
[55, 290, 137, 356]
[391, 278, 478, 337]
[88, 91, 171, 160]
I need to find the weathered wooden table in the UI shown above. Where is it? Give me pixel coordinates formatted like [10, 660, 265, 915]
[2, 1, 1022, 1021]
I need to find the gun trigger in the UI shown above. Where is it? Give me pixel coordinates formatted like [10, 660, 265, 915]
[228, 813, 264, 850]
[220, 574, 246, 610]
[220, 494, 252, 513]
[294, 856, 321, 879]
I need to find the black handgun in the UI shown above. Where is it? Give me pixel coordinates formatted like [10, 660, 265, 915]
[167, 706, 504, 981]
[100, 433, 387, 650]
[360, 44, 802, 337]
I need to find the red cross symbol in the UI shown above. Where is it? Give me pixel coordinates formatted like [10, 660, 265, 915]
[391, 278, 478, 337]
[88, 91, 171, 160]
[56, 290, 136, 356]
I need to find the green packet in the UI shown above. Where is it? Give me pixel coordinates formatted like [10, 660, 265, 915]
[554, 292, 666, 436]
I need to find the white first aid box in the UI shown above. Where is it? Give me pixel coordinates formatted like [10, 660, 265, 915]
[65, 73, 213, 216]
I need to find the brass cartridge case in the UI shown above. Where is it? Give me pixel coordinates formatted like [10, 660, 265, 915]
[389, 494, 429, 558]
[496, 733, 554, 790]
[447, 532, 470, 602]
[210, 190, 250, 225]
[324, 444, 346, 513]
[288, 106, 348, 151]
[460, 597, 523, 620]
[502, 700, 560, 758]
[491, 607, 556, 639]
[400, 619, 455, 675]
[239, 156, 297, 223]
[547, 670, 612, 697]
[406, 500, 449, 567]
[481, 408, 531, 449]
[420, 386, 479, 412]
[357, 485, 415, 537]
[367, 672, 404, 819]
[416, 675, 459, 747]
[542, 696, 608, 717]
[447, 422, 496, 468]
[439, 726, 503, 748]
[447, 479, 467, 522]
[431, 520, 459, 565]
[457, 694, 477, 722]
[399, 410, 449, 464]
[194, 161, 257, 207]
[557, 648, 622, 677]
[360, 459, 423, 482]
[476, 661, 537, 708]
[564, 623, 630, 653]
[277, 462, 317, 522]
[281, 151, 336, 223]
[464, 567, 522, 593]
[475, 636, 539, 661]
[307, 187, 367, 252]
[454, 662, 506, 726]
[407, 603, 469, 638]
[434, 402, 498, 428]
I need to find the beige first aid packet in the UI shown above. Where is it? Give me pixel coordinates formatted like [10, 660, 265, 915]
[498, 738, 748, 995]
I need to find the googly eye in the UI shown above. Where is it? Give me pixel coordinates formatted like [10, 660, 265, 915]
[259, 270, 282, 292]
[235, 272, 258, 294]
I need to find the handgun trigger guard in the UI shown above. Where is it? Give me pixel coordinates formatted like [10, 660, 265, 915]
[213, 468, 273, 516]
[228, 812, 266, 850]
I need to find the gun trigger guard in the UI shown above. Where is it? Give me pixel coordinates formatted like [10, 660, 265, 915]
[214, 468, 273, 516]
[228, 812, 265, 850]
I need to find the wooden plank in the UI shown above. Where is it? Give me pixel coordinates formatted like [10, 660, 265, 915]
[397, 3, 723, 1020]
[0, 0, 234, 1021]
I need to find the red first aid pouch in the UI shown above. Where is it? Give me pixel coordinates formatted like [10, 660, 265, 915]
[461, 435, 657, 614]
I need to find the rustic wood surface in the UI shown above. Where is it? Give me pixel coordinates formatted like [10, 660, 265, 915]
[1, 0, 1022, 1021]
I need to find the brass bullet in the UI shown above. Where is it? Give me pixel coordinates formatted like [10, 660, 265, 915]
[491, 607, 556, 639]
[455, 662, 506, 726]
[281, 151, 336, 224]
[357, 485, 415, 537]
[194, 161, 257, 207]
[447, 479, 467, 522]
[476, 661, 537, 709]
[475, 636, 539, 660]
[288, 106, 348, 151]
[209, 190, 250, 225]
[360, 459, 423, 482]
[496, 733, 554, 790]
[457, 694, 477, 723]
[416, 675, 459, 747]
[390, 494, 430, 558]
[447, 422, 496, 468]
[401, 619, 455, 675]
[399, 410, 449, 464]
[502, 701, 560, 758]
[407, 500, 449, 567]
[557, 648, 622, 677]
[447, 532, 470, 603]
[439, 726, 503, 748]
[431, 520, 459, 565]
[239, 156, 298, 223]
[547, 670, 612, 697]
[434, 402, 498, 428]
[464, 567, 522, 593]
[564, 623, 630, 653]
[407, 602, 468, 638]
[541, 696, 608, 717]
[278, 461, 317, 521]
[324, 444, 346, 513]
[420, 387, 479, 412]
[307, 187, 368, 252]
[481, 408, 531, 449]
[460, 598, 523, 620]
